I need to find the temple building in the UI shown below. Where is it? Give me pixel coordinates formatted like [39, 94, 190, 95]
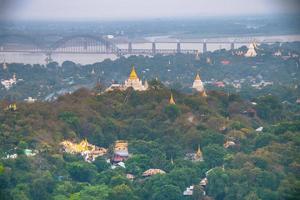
[106, 66, 148, 92]
[112, 140, 129, 163]
[60, 139, 107, 162]
[169, 93, 176, 105]
[184, 145, 203, 162]
[245, 43, 257, 57]
[195, 145, 203, 161]
[192, 73, 207, 97]
[142, 169, 166, 177]
[5, 103, 17, 111]
[1, 73, 17, 90]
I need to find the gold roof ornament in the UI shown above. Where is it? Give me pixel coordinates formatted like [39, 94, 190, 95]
[169, 93, 176, 105]
[129, 66, 139, 80]
[5, 103, 17, 111]
[195, 145, 203, 159]
[195, 73, 201, 81]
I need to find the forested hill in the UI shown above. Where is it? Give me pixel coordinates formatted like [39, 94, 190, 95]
[0, 82, 299, 200]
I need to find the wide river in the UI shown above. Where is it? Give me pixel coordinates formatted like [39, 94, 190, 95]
[1, 34, 300, 65]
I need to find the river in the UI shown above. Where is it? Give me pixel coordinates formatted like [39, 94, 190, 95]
[1, 34, 300, 65]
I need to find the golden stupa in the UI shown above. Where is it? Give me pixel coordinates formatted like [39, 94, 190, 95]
[169, 93, 176, 105]
[129, 66, 138, 80]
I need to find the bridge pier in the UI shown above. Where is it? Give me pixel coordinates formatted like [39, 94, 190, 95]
[203, 42, 207, 53]
[152, 42, 156, 55]
[177, 42, 181, 54]
[231, 42, 235, 50]
[105, 42, 110, 54]
[128, 42, 132, 54]
[45, 52, 53, 64]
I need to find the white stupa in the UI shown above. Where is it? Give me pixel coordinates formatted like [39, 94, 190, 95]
[192, 73, 207, 97]
[245, 43, 257, 57]
[2, 60, 7, 70]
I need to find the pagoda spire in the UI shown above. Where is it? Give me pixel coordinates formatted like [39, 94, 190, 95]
[195, 144, 203, 160]
[129, 65, 138, 80]
[3, 59, 7, 70]
[195, 73, 201, 80]
[169, 93, 176, 105]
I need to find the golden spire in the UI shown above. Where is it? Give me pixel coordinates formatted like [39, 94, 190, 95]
[169, 93, 176, 105]
[195, 73, 201, 81]
[196, 145, 202, 159]
[129, 66, 138, 80]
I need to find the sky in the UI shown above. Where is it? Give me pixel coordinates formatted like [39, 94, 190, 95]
[0, 0, 299, 21]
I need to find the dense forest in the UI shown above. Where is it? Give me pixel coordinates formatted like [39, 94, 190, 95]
[0, 80, 299, 200]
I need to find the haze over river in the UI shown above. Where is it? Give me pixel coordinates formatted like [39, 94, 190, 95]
[1, 34, 300, 65]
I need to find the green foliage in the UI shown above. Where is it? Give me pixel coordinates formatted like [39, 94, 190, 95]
[203, 144, 227, 168]
[151, 184, 182, 200]
[93, 157, 110, 172]
[59, 111, 80, 132]
[70, 185, 111, 200]
[164, 105, 181, 121]
[109, 184, 138, 200]
[0, 82, 299, 200]
[0, 164, 4, 175]
[67, 162, 97, 182]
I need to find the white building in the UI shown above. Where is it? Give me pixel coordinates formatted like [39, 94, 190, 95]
[1, 73, 17, 90]
[245, 43, 257, 57]
[106, 66, 148, 92]
[24, 97, 37, 103]
[192, 73, 207, 97]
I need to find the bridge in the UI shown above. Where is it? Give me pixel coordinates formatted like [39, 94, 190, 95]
[0, 34, 285, 59]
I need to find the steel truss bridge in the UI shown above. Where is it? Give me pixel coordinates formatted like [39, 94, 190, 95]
[0, 34, 284, 57]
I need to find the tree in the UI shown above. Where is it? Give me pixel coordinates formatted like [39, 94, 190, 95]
[93, 157, 110, 172]
[67, 162, 97, 182]
[29, 172, 55, 200]
[192, 185, 205, 200]
[70, 185, 111, 200]
[164, 105, 181, 121]
[203, 144, 227, 168]
[109, 184, 138, 200]
[0, 164, 4, 175]
[206, 168, 229, 200]
[151, 184, 182, 200]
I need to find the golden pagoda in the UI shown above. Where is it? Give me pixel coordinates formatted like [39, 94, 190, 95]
[192, 73, 207, 97]
[106, 65, 148, 92]
[129, 66, 138, 80]
[195, 145, 203, 161]
[169, 93, 176, 105]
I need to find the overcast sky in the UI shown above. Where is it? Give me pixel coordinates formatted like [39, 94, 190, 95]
[0, 0, 299, 21]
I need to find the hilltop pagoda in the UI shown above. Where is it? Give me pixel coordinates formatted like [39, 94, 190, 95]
[123, 66, 148, 91]
[245, 43, 257, 57]
[106, 66, 148, 92]
[192, 73, 207, 97]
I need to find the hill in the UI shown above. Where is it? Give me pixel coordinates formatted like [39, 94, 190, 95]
[0, 83, 299, 200]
